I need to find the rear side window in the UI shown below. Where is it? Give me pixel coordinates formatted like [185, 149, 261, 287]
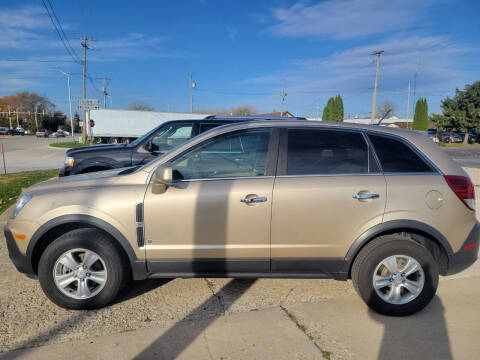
[368, 134, 435, 173]
[287, 129, 379, 175]
[199, 122, 227, 133]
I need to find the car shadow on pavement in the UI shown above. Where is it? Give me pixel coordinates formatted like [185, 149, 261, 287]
[132, 278, 256, 359]
[368, 296, 453, 360]
[114, 278, 173, 304]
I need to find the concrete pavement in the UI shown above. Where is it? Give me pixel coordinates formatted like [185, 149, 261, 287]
[0, 136, 66, 173]
[2, 275, 479, 360]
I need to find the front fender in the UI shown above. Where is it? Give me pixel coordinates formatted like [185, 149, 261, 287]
[26, 214, 148, 280]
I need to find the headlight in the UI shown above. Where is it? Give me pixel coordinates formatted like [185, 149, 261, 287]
[64, 156, 75, 167]
[10, 194, 32, 220]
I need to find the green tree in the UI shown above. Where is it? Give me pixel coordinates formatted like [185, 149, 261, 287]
[322, 96, 343, 121]
[336, 95, 344, 122]
[332, 95, 344, 122]
[322, 98, 334, 121]
[413, 98, 428, 131]
[431, 81, 480, 143]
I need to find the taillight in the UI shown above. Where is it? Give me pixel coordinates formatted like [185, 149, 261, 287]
[444, 175, 475, 210]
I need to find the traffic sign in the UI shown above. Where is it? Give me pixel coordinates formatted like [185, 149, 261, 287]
[78, 99, 99, 111]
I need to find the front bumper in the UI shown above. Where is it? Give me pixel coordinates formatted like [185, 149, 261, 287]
[446, 222, 480, 275]
[4, 226, 34, 275]
[58, 166, 72, 177]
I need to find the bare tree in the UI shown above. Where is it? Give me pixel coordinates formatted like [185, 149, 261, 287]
[232, 105, 256, 116]
[194, 105, 256, 116]
[376, 101, 397, 124]
[126, 102, 154, 111]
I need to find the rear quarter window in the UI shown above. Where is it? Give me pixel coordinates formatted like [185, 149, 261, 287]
[368, 134, 435, 173]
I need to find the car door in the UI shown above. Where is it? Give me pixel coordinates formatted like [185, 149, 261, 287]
[271, 127, 387, 275]
[143, 127, 278, 274]
[132, 122, 195, 166]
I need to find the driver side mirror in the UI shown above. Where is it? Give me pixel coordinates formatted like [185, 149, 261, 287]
[152, 164, 172, 194]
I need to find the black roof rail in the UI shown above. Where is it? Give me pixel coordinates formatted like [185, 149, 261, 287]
[203, 115, 307, 121]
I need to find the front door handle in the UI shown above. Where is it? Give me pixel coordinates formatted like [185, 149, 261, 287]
[353, 193, 380, 200]
[240, 196, 267, 204]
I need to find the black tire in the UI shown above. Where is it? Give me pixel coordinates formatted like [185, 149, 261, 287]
[351, 234, 439, 316]
[38, 228, 127, 310]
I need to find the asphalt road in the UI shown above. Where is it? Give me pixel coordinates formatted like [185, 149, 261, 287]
[442, 147, 480, 168]
[0, 136, 68, 173]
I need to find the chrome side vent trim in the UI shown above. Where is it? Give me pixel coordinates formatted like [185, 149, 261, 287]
[136, 203, 143, 223]
[135, 203, 144, 247]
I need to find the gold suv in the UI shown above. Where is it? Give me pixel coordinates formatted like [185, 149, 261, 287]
[5, 121, 479, 315]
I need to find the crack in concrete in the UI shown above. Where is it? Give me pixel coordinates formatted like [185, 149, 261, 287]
[204, 279, 226, 315]
[280, 305, 331, 360]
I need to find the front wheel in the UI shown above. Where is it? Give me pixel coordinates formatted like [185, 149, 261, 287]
[38, 229, 127, 309]
[351, 235, 439, 316]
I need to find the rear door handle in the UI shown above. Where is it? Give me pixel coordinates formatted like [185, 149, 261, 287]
[353, 193, 380, 200]
[240, 196, 267, 204]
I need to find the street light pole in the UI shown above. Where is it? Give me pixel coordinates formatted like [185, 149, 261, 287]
[370, 50, 384, 124]
[51, 69, 74, 140]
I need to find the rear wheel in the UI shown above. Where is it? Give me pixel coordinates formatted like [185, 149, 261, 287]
[38, 229, 127, 309]
[351, 235, 439, 316]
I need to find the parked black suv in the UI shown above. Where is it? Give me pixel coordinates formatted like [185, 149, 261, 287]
[60, 116, 305, 176]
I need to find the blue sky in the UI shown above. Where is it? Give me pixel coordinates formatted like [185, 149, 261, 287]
[1, 0, 480, 118]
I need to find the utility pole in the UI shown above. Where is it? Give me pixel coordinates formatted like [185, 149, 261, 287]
[406, 80, 411, 129]
[280, 79, 287, 116]
[101, 77, 111, 108]
[34, 105, 38, 131]
[412, 64, 418, 120]
[7, 105, 12, 129]
[75, 34, 97, 141]
[190, 73, 196, 113]
[15, 109, 19, 128]
[370, 50, 384, 124]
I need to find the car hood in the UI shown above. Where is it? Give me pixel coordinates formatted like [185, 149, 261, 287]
[66, 143, 128, 156]
[25, 168, 130, 196]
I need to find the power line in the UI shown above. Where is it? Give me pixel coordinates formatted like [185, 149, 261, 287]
[40, 0, 81, 64]
[45, 0, 82, 63]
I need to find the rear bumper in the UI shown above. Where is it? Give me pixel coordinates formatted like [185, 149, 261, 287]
[4, 226, 34, 275]
[446, 222, 480, 275]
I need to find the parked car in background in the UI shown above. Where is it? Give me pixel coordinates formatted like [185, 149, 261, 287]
[8, 128, 26, 136]
[36, 129, 49, 138]
[427, 129, 438, 143]
[451, 132, 465, 143]
[437, 132, 451, 143]
[59, 115, 306, 176]
[53, 130, 69, 137]
[0, 127, 9, 135]
[467, 129, 480, 144]
[6, 120, 479, 315]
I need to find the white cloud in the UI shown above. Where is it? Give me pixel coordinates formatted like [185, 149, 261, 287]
[268, 0, 432, 39]
[241, 35, 473, 115]
[0, 5, 50, 30]
[90, 33, 183, 60]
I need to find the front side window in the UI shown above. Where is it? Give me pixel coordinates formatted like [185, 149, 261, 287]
[287, 128, 375, 175]
[172, 129, 272, 180]
[149, 123, 194, 152]
[368, 134, 434, 173]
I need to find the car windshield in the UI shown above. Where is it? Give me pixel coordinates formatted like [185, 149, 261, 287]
[129, 124, 163, 147]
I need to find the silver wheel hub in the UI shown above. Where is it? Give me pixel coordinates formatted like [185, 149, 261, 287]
[372, 254, 425, 305]
[53, 248, 107, 300]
